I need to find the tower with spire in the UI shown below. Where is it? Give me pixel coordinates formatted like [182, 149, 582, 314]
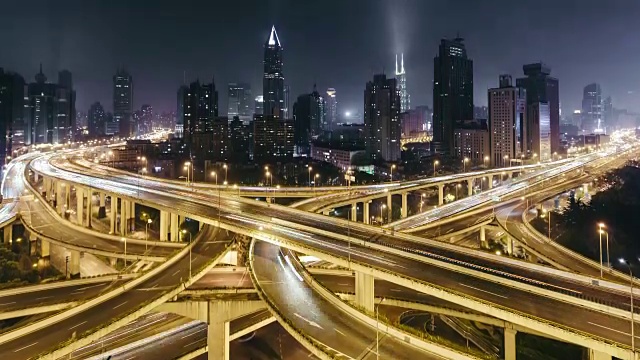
[395, 53, 410, 112]
[263, 26, 284, 118]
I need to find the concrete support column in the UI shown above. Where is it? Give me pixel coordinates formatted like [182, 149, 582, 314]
[129, 201, 136, 232]
[69, 250, 80, 278]
[76, 187, 84, 226]
[42, 177, 49, 196]
[56, 181, 63, 214]
[110, 196, 118, 234]
[508, 172, 513, 179]
[65, 184, 71, 211]
[479, 225, 487, 249]
[120, 199, 128, 235]
[401, 193, 408, 218]
[41, 239, 50, 257]
[350, 203, 357, 221]
[85, 188, 92, 228]
[160, 211, 169, 241]
[467, 179, 473, 197]
[488, 175, 493, 189]
[386, 193, 392, 221]
[29, 232, 37, 256]
[437, 184, 444, 206]
[98, 193, 106, 218]
[506, 236, 514, 255]
[170, 213, 179, 242]
[34, 172, 39, 183]
[355, 272, 375, 312]
[3, 225, 12, 244]
[587, 349, 612, 360]
[207, 300, 267, 360]
[504, 326, 517, 360]
[322, 210, 330, 216]
[363, 201, 370, 224]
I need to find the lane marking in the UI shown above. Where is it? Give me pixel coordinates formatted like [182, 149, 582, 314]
[171, 270, 180, 276]
[183, 338, 203, 348]
[334, 328, 346, 336]
[69, 321, 87, 330]
[459, 283, 509, 299]
[390, 289, 402, 292]
[113, 301, 128, 309]
[36, 296, 52, 300]
[13, 342, 38, 352]
[0, 302, 16, 306]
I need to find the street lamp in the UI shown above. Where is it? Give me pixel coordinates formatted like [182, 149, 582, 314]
[223, 164, 228, 183]
[145, 218, 152, 251]
[380, 204, 386, 225]
[184, 161, 191, 185]
[308, 166, 313, 187]
[182, 229, 193, 278]
[598, 223, 605, 278]
[375, 297, 385, 360]
[433, 160, 439, 177]
[463, 157, 469, 173]
[390, 164, 396, 182]
[484, 156, 489, 168]
[314, 174, 320, 194]
[619, 258, 635, 357]
[264, 171, 270, 203]
[456, 183, 462, 199]
[503, 155, 509, 168]
[420, 193, 426, 212]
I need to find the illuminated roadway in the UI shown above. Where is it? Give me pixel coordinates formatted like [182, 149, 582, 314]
[29, 148, 640, 357]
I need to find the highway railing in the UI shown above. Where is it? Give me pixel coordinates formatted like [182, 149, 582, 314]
[0, 273, 137, 298]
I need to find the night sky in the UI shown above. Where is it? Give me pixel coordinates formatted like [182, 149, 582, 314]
[1, 0, 639, 117]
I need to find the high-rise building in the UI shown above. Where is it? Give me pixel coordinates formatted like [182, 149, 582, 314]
[139, 104, 153, 135]
[88, 102, 106, 138]
[395, 54, 410, 112]
[581, 83, 603, 133]
[57, 70, 76, 142]
[227, 83, 253, 123]
[113, 67, 133, 137]
[516, 63, 560, 154]
[254, 95, 264, 115]
[252, 114, 294, 163]
[400, 107, 430, 139]
[325, 88, 337, 132]
[263, 26, 284, 118]
[190, 117, 228, 161]
[283, 85, 290, 119]
[488, 75, 527, 166]
[454, 120, 489, 164]
[364, 74, 401, 162]
[293, 85, 325, 155]
[229, 116, 252, 162]
[0, 68, 26, 160]
[528, 102, 551, 161]
[25, 65, 74, 145]
[177, 79, 219, 152]
[603, 96, 613, 129]
[432, 37, 474, 155]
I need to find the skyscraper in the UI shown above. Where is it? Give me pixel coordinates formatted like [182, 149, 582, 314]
[395, 54, 410, 112]
[364, 74, 401, 162]
[325, 88, 337, 132]
[254, 96, 264, 115]
[516, 63, 560, 154]
[178, 79, 218, 151]
[228, 83, 253, 123]
[283, 85, 290, 119]
[140, 104, 153, 134]
[581, 83, 603, 133]
[293, 85, 325, 155]
[528, 102, 551, 161]
[26, 65, 61, 145]
[488, 75, 527, 166]
[113, 68, 133, 138]
[88, 102, 106, 138]
[432, 37, 474, 155]
[263, 26, 284, 118]
[57, 70, 76, 142]
[0, 68, 25, 167]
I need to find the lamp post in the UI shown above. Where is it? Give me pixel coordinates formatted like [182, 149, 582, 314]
[375, 297, 385, 360]
[463, 157, 469, 173]
[619, 258, 635, 357]
[456, 183, 462, 199]
[484, 156, 489, 168]
[598, 223, 605, 278]
[184, 161, 191, 185]
[420, 193, 426, 212]
[433, 160, 439, 177]
[599, 225, 609, 270]
[390, 164, 396, 182]
[223, 164, 228, 183]
[380, 204, 386, 225]
[314, 174, 320, 195]
[182, 229, 192, 278]
[145, 218, 152, 251]
[308, 166, 313, 186]
[503, 155, 509, 168]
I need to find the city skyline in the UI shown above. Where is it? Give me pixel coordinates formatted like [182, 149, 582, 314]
[0, 1, 639, 116]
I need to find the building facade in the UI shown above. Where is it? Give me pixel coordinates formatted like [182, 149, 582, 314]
[453, 121, 489, 164]
[581, 83, 603, 133]
[363, 74, 401, 162]
[178, 79, 219, 154]
[325, 88, 337, 132]
[113, 68, 133, 138]
[488, 75, 527, 166]
[432, 37, 474, 155]
[253, 114, 294, 163]
[310, 142, 365, 171]
[293, 85, 325, 155]
[88, 102, 106, 138]
[263, 26, 284, 118]
[528, 102, 551, 161]
[516, 63, 559, 154]
[396, 53, 410, 112]
[0, 68, 25, 164]
[227, 83, 253, 123]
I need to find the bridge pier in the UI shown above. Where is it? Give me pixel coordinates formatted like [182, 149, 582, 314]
[3, 224, 12, 244]
[170, 213, 179, 242]
[479, 225, 487, 249]
[355, 272, 374, 312]
[76, 187, 84, 226]
[98, 192, 106, 218]
[401, 192, 408, 218]
[56, 181, 64, 215]
[386, 193, 392, 221]
[587, 349, 612, 360]
[128, 201, 136, 232]
[110, 195, 118, 234]
[467, 179, 473, 196]
[438, 184, 444, 206]
[504, 326, 517, 360]
[488, 175, 493, 189]
[506, 236, 514, 255]
[351, 203, 357, 221]
[363, 201, 370, 224]
[85, 188, 92, 228]
[207, 300, 266, 360]
[120, 199, 128, 235]
[160, 210, 169, 241]
[68, 250, 80, 278]
[40, 239, 50, 258]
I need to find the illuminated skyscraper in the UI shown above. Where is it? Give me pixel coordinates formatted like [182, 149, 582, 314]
[488, 75, 527, 166]
[263, 26, 284, 118]
[113, 67, 133, 137]
[395, 54, 410, 112]
[364, 74, 401, 162]
[325, 88, 337, 131]
[581, 83, 603, 133]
